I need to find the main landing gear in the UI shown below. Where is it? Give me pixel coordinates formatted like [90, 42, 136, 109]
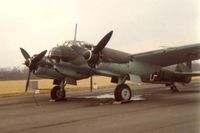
[166, 83, 180, 92]
[170, 84, 179, 92]
[114, 84, 132, 101]
[51, 80, 66, 101]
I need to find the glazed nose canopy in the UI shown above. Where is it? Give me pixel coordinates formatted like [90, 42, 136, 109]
[49, 47, 61, 60]
[49, 46, 80, 62]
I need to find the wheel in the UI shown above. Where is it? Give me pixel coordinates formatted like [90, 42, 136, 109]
[114, 84, 132, 101]
[51, 86, 66, 101]
[170, 85, 179, 92]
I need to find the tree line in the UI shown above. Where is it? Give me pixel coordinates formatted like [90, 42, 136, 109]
[0, 67, 38, 81]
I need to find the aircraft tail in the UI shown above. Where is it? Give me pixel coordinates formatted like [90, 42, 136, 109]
[175, 61, 192, 72]
[175, 61, 192, 83]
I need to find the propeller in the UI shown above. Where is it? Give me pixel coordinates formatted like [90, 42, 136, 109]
[93, 31, 113, 54]
[83, 30, 113, 68]
[83, 31, 113, 92]
[20, 48, 47, 92]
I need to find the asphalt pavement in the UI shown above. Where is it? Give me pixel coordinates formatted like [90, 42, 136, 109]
[0, 81, 200, 133]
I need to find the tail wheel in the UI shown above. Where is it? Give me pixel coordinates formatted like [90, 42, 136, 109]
[114, 84, 132, 101]
[170, 85, 179, 92]
[51, 86, 66, 101]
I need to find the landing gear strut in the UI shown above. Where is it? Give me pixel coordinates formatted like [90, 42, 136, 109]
[51, 80, 66, 101]
[114, 84, 132, 101]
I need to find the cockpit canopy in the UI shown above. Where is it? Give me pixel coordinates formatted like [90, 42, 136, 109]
[62, 40, 93, 50]
[48, 40, 94, 63]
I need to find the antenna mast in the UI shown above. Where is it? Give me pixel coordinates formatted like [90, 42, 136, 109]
[74, 23, 78, 41]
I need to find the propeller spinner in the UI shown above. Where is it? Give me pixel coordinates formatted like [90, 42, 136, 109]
[20, 48, 47, 92]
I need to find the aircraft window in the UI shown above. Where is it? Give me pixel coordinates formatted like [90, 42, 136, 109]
[74, 41, 81, 46]
[67, 42, 72, 47]
[62, 41, 93, 49]
[83, 44, 93, 50]
[63, 41, 79, 47]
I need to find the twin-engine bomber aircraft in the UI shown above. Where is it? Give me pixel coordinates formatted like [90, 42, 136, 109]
[20, 27, 200, 101]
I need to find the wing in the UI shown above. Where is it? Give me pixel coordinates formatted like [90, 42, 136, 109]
[132, 43, 200, 67]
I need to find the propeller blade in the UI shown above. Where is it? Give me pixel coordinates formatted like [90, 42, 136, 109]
[93, 31, 113, 54]
[90, 75, 93, 92]
[20, 48, 31, 59]
[25, 69, 31, 92]
[32, 50, 47, 65]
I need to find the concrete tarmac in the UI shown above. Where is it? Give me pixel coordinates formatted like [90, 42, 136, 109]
[0, 81, 200, 133]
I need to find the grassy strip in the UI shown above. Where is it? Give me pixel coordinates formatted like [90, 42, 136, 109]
[0, 76, 199, 97]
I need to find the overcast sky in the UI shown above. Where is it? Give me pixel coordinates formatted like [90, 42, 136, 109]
[0, 0, 199, 68]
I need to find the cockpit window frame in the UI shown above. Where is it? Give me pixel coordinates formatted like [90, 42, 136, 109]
[62, 40, 94, 49]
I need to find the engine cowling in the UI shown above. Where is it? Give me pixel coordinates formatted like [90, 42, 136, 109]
[83, 50, 100, 68]
[83, 31, 113, 68]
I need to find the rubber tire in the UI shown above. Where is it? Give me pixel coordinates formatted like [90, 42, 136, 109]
[114, 84, 132, 101]
[170, 86, 179, 92]
[51, 86, 66, 101]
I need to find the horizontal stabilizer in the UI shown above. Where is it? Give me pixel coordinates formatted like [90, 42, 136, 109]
[174, 71, 200, 77]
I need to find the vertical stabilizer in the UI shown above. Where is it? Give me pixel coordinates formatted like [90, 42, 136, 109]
[175, 61, 192, 83]
[175, 61, 192, 72]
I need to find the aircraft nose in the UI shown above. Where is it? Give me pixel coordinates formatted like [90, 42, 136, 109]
[48, 45, 83, 63]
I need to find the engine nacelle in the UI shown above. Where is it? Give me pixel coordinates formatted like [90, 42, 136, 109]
[83, 50, 100, 68]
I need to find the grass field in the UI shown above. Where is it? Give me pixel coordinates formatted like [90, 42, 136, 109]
[0, 76, 199, 97]
[0, 76, 119, 96]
